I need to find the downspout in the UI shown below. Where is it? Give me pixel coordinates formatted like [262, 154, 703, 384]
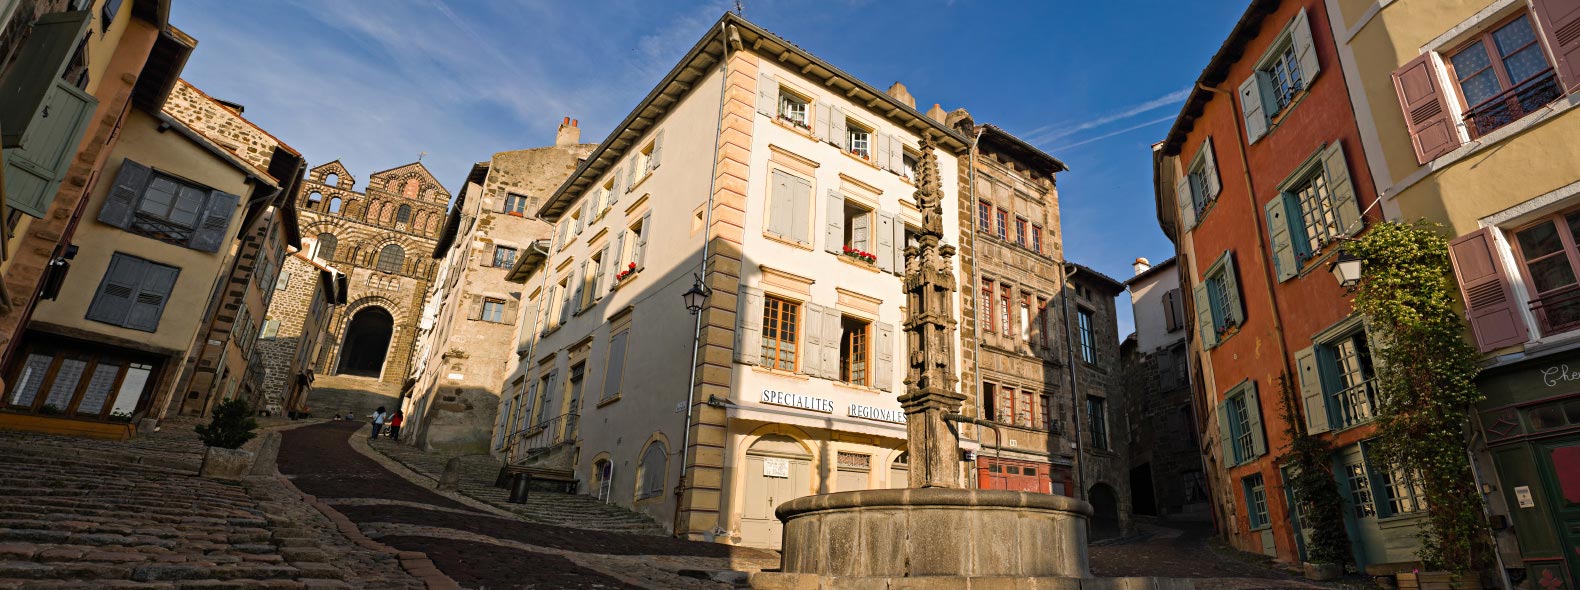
[965, 127, 986, 455]
[1061, 263, 1085, 501]
[675, 21, 733, 538]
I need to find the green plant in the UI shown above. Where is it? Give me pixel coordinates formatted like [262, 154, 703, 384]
[37, 404, 61, 416]
[1275, 374, 1351, 565]
[195, 398, 258, 449]
[1348, 221, 1491, 570]
[108, 410, 133, 423]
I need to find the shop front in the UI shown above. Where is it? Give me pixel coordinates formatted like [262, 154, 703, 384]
[0, 332, 167, 439]
[977, 455, 1073, 496]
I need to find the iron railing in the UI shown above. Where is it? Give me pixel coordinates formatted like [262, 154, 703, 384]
[1464, 70, 1562, 139]
[1530, 285, 1580, 337]
[505, 412, 578, 464]
[1334, 378, 1378, 429]
[129, 213, 194, 245]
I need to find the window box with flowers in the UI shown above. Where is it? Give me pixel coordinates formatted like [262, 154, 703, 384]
[841, 245, 877, 265]
[614, 262, 640, 285]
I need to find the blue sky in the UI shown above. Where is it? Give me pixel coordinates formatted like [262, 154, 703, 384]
[170, 0, 1247, 336]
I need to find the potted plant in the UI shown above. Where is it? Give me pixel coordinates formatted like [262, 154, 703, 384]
[615, 262, 638, 282]
[841, 245, 877, 265]
[37, 404, 61, 416]
[196, 398, 258, 479]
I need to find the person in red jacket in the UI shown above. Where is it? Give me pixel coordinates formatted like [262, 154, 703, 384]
[387, 411, 404, 441]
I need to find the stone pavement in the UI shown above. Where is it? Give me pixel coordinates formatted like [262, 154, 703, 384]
[280, 421, 779, 590]
[1090, 524, 1332, 589]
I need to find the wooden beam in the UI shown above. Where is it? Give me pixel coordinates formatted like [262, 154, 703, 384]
[752, 38, 764, 51]
[801, 63, 815, 74]
[777, 51, 790, 62]
[824, 76, 838, 87]
[845, 87, 859, 97]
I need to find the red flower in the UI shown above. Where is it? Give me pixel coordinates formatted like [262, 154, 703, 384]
[628, 262, 636, 269]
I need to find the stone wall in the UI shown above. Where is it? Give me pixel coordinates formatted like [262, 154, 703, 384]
[1120, 341, 1208, 521]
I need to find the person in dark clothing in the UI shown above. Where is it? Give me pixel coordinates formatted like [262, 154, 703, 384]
[387, 410, 404, 441]
[370, 406, 387, 440]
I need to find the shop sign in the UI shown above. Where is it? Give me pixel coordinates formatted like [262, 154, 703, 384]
[848, 403, 905, 424]
[1540, 364, 1580, 387]
[760, 389, 834, 413]
[763, 457, 789, 478]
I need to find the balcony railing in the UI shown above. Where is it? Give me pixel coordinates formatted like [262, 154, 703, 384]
[1334, 378, 1378, 429]
[1530, 285, 1580, 337]
[1463, 70, 1562, 139]
[505, 412, 577, 464]
[129, 214, 194, 246]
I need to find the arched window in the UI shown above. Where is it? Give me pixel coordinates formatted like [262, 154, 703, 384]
[324, 173, 339, 187]
[376, 244, 405, 274]
[306, 191, 322, 208]
[396, 204, 412, 223]
[636, 441, 667, 499]
[316, 233, 337, 261]
[329, 197, 342, 213]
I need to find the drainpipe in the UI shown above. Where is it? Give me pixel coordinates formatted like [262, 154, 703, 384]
[965, 127, 986, 448]
[1061, 263, 1085, 501]
[674, 21, 733, 538]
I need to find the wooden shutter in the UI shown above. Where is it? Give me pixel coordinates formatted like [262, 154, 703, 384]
[569, 265, 585, 316]
[1244, 382, 1267, 458]
[517, 299, 539, 346]
[1161, 290, 1177, 332]
[1175, 177, 1197, 232]
[610, 230, 627, 284]
[1392, 53, 1462, 164]
[1222, 253, 1244, 326]
[767, 169, 795, 237]
[634, 211, 650, 269]
[0, 10, 90, 149]
[875, 130, 892, 172]
[125, 261, 178, 332]
[1323, 142, 1363, 236]
[468, 294, 484, 320]
[757, 73, 778, 116]
[98, 159, 151, 229]
[604, 330, 628, 400]
[815, 101, 833, 141]
[790, 174, 812, 244]
[890, 136, 905, 173]
[504, 296, 519, 326]
[276, 271, 290, 291]
[611, 165, 625, 198]
[1201, 138, 1222, 200]
[734, 287, 764, 365]
[875, 212, 895, 272]
[1448, 228, 1529, 350]
[891, 217, 906, 277]
[824, 190, 843, 254]
[592, 246, 609, 301]
[1291, 8, 1321, 83]
[625, 159, 638, 192]
[830, 108, 848, 149]
[1239, 74, 1269, 144]
[4, 80, 96, 217]
[86, 254, 143, 327]
[874, 322, 894, 391]
[801, 303, 825, 377]
[650, 129, 664, 170]
[823, 309, 840, 377]
[1532, 0, 1580, 92]
[1216, 403, 1236, 464]
[1294, 345, 1331, 434]
[1193, 282, 1218, 349]
[1265, 195, 1298, 282]
[188, 190, 240, 253]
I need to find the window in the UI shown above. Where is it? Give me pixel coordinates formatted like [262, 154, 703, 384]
[983, 383, 997, 421]
[396, 204, 411, 224]
[127, 173, 210, 238]
[995, 208, 1009, 239]
[778, 92, 809, 129]
[978, 201, 992, 231]
[1040, 395, 1054, 432]
[842, 200, 873, 252]
[1014, 217, 1028, 247]
[1511, 210, 1580, 335]
[1019, 294, 1032, 344]
[1243, 474, 1269, 529]
[1343, 460, 1378, 519]
[619, 213, 651, 273]
[1267, 144, 1360, 281]
[376, 244, 404, 274]
[1449, 13, 1559, 138]
[994, 384, 1015, 424]
[85, 253, 179, 332]
[1379, 467, 1427, 516]
[504, 193, 530, 216]
[638, 139, 657, 176]
[1184, 145, 1220, 218]
[766, 169, 813, 244]
[1017, 388, 1035, 428]
[1077, 307, 1096, 364]
[1037, 297, 1051, 350]
[981, 279, 995, 333]
[637, 442, 667, 499]
[846, 120, 871, 159]
[999, 284, 1012, 337]
[1196, 253, 1244, 348]
[839, 316, 870, 386]
[567, 362, 585, 415]
[603, 330, 628, 401]
[761, 296, 799, 371]
[307, 191, 322, 207]
[1292, 171, 1340, 255]
[493, 246, 518, 269]
[1229, 395, 1253, 463]
[1239, 9, 1319, 143]
[1220, 381, 1266, 466]
[1087, 396, 1108, 450]
[5, 343, 153, 420]
[901, 152, 918, 180]
[1031, 225, 1043, 254]
[481, 299, 506, 323]
[1266, 44, 1306, 114]
[1328, 331, 1378, 428]
[328, 197, 342, 213]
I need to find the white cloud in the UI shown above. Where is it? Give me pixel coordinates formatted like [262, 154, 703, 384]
[1025, 87, 1189, 146]
[1048, 114, 1176, 152]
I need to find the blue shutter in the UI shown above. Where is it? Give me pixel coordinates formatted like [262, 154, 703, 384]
[85, 254, 144, 327]
[188, 190, 240, 253]
[125, 261, 179, 332]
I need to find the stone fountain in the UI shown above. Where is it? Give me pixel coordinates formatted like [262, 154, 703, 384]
[751, 137, 1092, 589]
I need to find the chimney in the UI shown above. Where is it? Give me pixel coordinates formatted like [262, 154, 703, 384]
[885, 82, 915, 109]
[1133, 257, 1152, 276]
[556, 117, 581, 146]
[926, 103, 947, 124]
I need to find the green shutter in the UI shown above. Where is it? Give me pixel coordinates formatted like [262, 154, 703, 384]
[1323, 142, 1363, 236]
[1239, 73, 1269, 144]
[1291, 8, 1321, 83]
[1244, 381, 1267, 458]
[3, 80, 96, 217]
[1266, 195, 1298, 282]
[1175, 177, 1197, 232]
[1217, 401, 1236, 465]
[1194, 282, 1218, 349]
[1295, 346, 1331, 434]
[1201, 137, 1222, 200]
[0, 10, 91, 149]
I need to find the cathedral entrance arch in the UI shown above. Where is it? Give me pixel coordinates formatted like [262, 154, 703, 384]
[338, 307, 393, 377]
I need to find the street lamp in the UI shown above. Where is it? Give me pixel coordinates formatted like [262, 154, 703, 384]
[682, 274, 711, 315]
[1330, 249, 1363, 289]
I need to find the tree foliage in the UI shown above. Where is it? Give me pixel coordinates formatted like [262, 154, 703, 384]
[1275, 374, 1351, 565]
[195, 398, 258, 450]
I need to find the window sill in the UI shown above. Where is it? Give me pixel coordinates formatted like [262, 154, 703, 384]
[762, 231, 813, 251]
[596, 395, 621, 408]
[772, 117, 815, 138]
[1395, 91, 1580, 198]
[629, 170, 653, 194]
[836, 254, 881, 273]
[832, 380, 883, 394]
[1262, 88, 1313, 140]
[1377, 512, 1427, 526]
[611, 269, 641, 292]
[1248, 524, 1272, 532]
[750, 365, 811, 380]
[839, 149, 880, 171]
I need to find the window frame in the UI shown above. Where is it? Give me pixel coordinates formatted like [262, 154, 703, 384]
[978, 200, 992, 232]
[1014, 216, 1028, 247]
[845, 119, 872, 160]
[1444, 12, 1554, 113]
[492, 245, 518, 269]
[995, 208, 1009, 239]
[999, 283, 1013, 338]
[1087, 395, 1109, 450]
[1077, 307, 1097, 364]
[838, 315, 872, 386]
[376, 244, 405, 274]
[981, 278, 996, 334]
[1243, 473, 1270, 529]
[1509, 208, 1580, 304]
[504, 192, 530, 216]
[481, 298, 507, 323]
[761, 295, 801, 371]
[1031, 224, 1043, 254]
[778, 90, 811, 130]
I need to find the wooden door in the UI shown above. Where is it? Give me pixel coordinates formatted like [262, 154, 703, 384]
[740, 454, 811, 548]
[1336, 445, 1388, 569]
[1535, 436, 1580, 580]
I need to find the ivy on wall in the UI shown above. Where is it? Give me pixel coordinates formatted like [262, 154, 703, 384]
[1275, 374, 1351, 566]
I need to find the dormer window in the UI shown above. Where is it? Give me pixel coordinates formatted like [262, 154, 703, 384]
[779, 92, 810, 129]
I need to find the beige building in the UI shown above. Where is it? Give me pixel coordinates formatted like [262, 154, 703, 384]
[406, 120, 594, 451]
[500, 13, 969, 546]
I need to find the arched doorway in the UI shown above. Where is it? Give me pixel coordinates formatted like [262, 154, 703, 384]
[1089, 482, 1121, 539]
[593, 458, 613, 503]
[337, 307, 393, 377]
[741, 434, 812, 548]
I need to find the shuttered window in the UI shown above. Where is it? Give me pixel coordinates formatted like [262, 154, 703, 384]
[603, 330, 628, 401]
[766, 169, 812, 243]
[1195, 252, 1244, 348]
[1448, 13, 1563, 138]
[1218, 380, 1267, 466]
[85, 253, 180, 332]
[96, 160, 239, 252]
[1239, 8, 1320, 143]
[1243, 474, 1269, 529]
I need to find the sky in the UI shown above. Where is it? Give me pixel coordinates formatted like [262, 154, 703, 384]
[170, 0, 1248, 337]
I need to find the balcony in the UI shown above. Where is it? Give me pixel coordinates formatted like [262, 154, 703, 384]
[506, 412, 577, 464]
[1530, 285, 1580, 337]
[1463, 70, 1563, 139]
[1334, 378, 1378, 429]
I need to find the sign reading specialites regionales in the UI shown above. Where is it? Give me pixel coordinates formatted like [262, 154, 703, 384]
[760, 389, 835, 413]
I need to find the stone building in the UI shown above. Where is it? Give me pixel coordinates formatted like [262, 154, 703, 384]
[406, 119, 595, 451]
[256, 251, 346, 418]
[1063, 263, 1130, 536]
[1120, 257, 1209, 523]
[285, 159, 448, 418]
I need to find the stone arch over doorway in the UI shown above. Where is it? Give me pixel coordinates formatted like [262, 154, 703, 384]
[1089, 482, 1121, 539]
[337, 306, 394, 378]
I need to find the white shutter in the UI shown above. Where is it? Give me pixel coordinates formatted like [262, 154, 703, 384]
[1201, 138, 1222, 200]
[1291, 8, 1321, 83]
[875, 212, 895, 272]
[1239, 74, 1269, 144]
[824, 190, 844, 254]
[735, 287, 764, 365]
[874, 322, 894, 391]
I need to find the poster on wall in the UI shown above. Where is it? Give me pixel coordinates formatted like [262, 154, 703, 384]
[763, 457, 790, 478]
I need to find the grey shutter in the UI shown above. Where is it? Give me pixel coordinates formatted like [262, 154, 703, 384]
[1295, 346, 1331, 434]
[1239, 74, 1269, 144]
[875, 130, 892, 172]
[276, 271, 290, 291]
[539, 285, 555, 334]
[815, 101, 833, 141]
[518, 300, 538, 345]
[822, 310, 840, 379]
[874, 322, 894, 391]
[875, 212, 895, 272]
[604, 330, 628, 399]
[830, 108, 848, 149]
[634, 211, 651, 269]
[125, 262, 178, 332]
[1291, 8, 1321, 83]
[568, 266, 585, 316]
[188, 190, 240, 253]
[0, 10, 90, 149]
[5, 80, 96, 218]
[86, 254, 144, 327]
[801, 303, 825, 377]
[790, 174, 812, 245]
[1265, 195, 1298, 282]
[592, 246, 609, 300]
[522, 380, 539, 424]
[650, 129, 664, 170]
[892, 218, 906, 277]
[757, 73, 778, 117]
[610, 230, 627, 286]
[574, 200, 588, 235]
[1174, 177, 1196, 232]
[851, 211, 870, 251]
[767, 170, 794, 237]
[608, 180, 621, 206]
[1244, 382, 1266, 458]
[824, 190, 844, 254]
[1194, 282, 1218, 349]
[468, 294, 484, 320]
[625, 159, 639, 192]
[734, 287, 763, 365]
[1201, 138, 1222, 200]
[1222, 254, 1243, 326]
[98, 159, 151, 229]
[1216, 403, 1236, 465]
[1323, 142, 1362, 236]
[890, 136, 905, 173]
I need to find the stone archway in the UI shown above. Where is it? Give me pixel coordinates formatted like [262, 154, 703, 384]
[1089, 482, 1121, 539]
[337, 307, 393, 377]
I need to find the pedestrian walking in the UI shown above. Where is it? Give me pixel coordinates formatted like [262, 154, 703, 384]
[387, 410, 403, 441]
[370, 406, 387, 440]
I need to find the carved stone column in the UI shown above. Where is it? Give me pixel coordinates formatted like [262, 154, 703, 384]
[900, 136, 965, 489]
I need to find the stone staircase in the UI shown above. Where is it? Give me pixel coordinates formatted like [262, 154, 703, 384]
[369, 439, 669, 536]
[0, 448, 349, 588]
